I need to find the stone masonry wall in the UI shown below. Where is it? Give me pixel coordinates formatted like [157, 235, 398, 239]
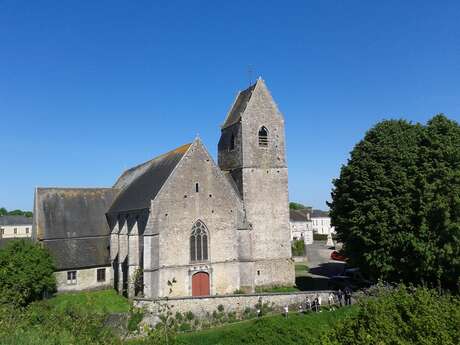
[55, 266, 112, 292]
[144, 140, 246, 298]
[135, 291, 332, 319]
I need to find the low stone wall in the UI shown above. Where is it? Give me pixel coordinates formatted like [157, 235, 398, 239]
[134, 291, 332, 318]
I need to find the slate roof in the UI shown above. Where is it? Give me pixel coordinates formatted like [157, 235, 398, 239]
[34, 188, 118, 240]
[221, 83, 256, 129]
[0, 215, 32, 226]
[44, 237, 110, 270]
[108, 143, 191, 214]
[290, 209, 310, 222]
[311, 209, 330, 218]
[33, 188, 117, 270]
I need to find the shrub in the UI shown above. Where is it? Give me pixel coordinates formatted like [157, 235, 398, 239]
[313, 233, 328, 241]
[127, 308, 144, 332]
[291, 239, 305, 256]
[174, 311, 183, 322]
[217, 304, 225, 312]
[323, 285, 460, 345]
[0, 240, 56, 307]
[0, 301, 119, 345]
[185, 311, 194, 321]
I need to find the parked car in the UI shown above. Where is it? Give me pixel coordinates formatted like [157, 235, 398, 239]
[328, 268, 372, 291]
[330, 250, 347, 261]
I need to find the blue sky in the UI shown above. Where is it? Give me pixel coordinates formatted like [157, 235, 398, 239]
[1, 1, 459, 211]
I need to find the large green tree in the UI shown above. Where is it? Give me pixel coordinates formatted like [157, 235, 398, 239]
[0, 240, 56, 307]
[329, 114, 460, 290]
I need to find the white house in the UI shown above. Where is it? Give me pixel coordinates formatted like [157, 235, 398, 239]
[289, 209, 313, 245]
[311, 210, 335, 235]
[0, 215, 33, 239]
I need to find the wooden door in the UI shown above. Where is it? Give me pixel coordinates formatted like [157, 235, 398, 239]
[192, 272, 210, 296]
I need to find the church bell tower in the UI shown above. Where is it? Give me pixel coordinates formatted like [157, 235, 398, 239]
[218, 78, 294, 288]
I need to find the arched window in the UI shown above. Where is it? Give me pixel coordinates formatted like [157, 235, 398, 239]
[258, 126, 269, 147]
[190, 220, 208, 262]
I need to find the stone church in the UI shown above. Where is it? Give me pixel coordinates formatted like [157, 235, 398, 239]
[33, 78, 294, 298]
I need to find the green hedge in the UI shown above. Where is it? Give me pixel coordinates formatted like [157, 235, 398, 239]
[323, 286, 460, 345]
[291, 240, 305, 256]
[313, 233, 328, 241]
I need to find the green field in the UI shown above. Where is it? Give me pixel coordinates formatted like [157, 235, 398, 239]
[294, 262, 309, 277]
[47, 289, 130, 313]
[174, 307, 357, 345]
[1, 289, 358, 345]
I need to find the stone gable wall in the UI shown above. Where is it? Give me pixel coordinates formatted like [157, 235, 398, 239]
[144, 140, 246, 298]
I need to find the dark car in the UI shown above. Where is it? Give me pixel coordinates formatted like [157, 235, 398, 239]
[328, 268, 372, 291]
[330, 250, 347, 261]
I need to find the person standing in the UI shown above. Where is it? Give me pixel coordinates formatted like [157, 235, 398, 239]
[336, 289, 343, 307]
[344, 286, 352, 305]
[283, 304, 289, 318]
[305, 296, 311, 311]
[328, 292, 335, 310]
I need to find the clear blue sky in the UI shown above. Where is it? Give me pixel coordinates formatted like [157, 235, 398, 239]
[1, 1, 459, 211]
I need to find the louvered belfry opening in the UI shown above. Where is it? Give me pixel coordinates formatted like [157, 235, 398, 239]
[258, 126, 269, 147]
[190, 220, 208, 262]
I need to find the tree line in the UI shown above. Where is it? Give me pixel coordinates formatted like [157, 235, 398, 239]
[0, 208, 33, 218]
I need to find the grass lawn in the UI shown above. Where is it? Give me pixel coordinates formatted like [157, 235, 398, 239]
[295, 262, 309, 277]
[47, 288, 130, 314]
[175, 306, 357, 345]
[255, 285, 300, 293]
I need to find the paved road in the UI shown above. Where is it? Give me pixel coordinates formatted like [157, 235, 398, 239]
[306, 242, 345, 279]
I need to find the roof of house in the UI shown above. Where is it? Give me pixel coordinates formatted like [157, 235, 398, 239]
[108, 143, 191, 214]
[0, 215, 32, 226]
[221, 83, 256, 129]
[45, 237, 110, 270]
[34, 188, 118, 240]
[311, 209, 330, 218]
[289, 209, 310, 222]
[33, 187, 117, 270]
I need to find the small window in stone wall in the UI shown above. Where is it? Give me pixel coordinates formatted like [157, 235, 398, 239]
[97, 268, 106, 282]
[195, 183, 199, 193]
[258, 126, 269, 147]
[67, 271, 77, 285]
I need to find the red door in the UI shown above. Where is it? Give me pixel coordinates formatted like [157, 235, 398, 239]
[192, 272, 210, 296]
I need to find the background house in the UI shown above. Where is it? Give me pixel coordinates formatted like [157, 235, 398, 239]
[311, 210, 335, 235]
[0, 215, 32, 239]
[289, 208, 313, 245]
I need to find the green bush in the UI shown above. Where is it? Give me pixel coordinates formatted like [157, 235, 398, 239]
[128, 308, 144, 332]
[185, 311, 194, 321]
[313, 233, 328, 241]
[0, 301, 120, 345]
[291, 239, 305, 256]
[0, 240, 56, 307]
[323, 285, 460, 345]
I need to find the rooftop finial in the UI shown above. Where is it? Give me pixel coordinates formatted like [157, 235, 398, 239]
[247, 65, 254, 87]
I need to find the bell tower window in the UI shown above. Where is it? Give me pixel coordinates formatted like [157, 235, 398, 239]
[258, 126, 269, 147]
[229, 133, 235, 151]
